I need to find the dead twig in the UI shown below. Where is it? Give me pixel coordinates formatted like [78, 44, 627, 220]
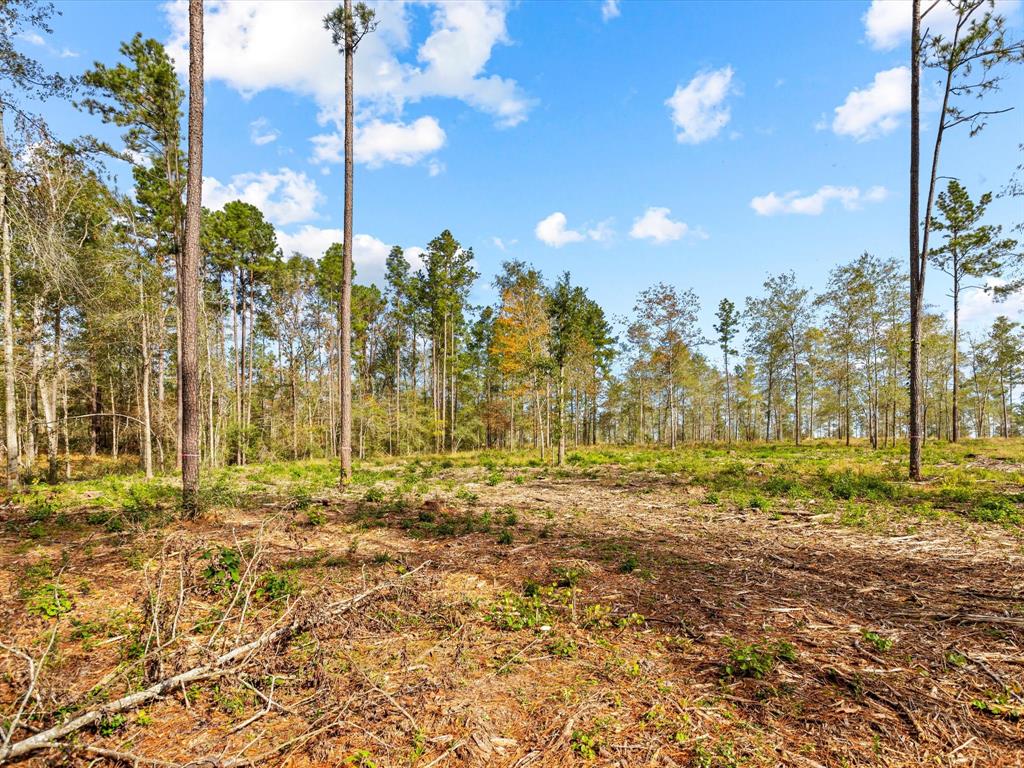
[0, 561, 430, 764]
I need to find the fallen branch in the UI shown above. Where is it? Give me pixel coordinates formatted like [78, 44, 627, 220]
[29, 742, 185, 768]
[0, 561, 429, 764]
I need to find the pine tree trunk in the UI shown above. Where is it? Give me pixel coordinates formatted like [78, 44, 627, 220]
[951, 270, 959, 442]
[140, 275, 154, 479]
[180, 0, 204, 514]
[908, 0, 924, 479]
[339, 0, 355, 483]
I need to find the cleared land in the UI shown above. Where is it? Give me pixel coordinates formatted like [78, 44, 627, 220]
[0, 440, 1022, 767]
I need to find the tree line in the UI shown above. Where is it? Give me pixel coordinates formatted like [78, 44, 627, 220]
[0, 0, 1020, 496]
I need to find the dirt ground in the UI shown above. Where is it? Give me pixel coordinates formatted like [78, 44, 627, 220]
[0, 458, 1022, 767]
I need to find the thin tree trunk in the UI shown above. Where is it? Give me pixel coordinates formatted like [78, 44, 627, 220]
[140, 276, 154, 479]
[951, 270, 960, 442]
[0, 109, 18, 487]
[339, 0, 355, 484]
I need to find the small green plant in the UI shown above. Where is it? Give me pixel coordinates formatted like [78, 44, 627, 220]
[344, 749, 377, 767]
[946, 650, 968, 667]
[972, 692, 1023, 720]
[580, 603, 613, 629]
[97, 713, 127, 736]
[20, 563, 72, 618]
[722, 638, 797, 679]
[550, 636, 578, 658]
[202, 546, 243, 593]
[552, 566, 585, 588]
[486, 471, 502, 486]
[362, 486, 386, 503]
[27, 496, 56, 522]
[618, 554, 639, 574]
[256, 571, 298, 602]
[571, 727, 604, 759]
[486, 592, 552, 631]
[306, 507, 327, 526]
[455, 488, 479, 505]
[862, 630, 894, 652]
[497, 528, 514, 545]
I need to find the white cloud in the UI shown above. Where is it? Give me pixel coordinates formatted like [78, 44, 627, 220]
[535, 212, 585, 247]
[958, 279, 1024, 327]
[277, 225, 342, 261]
[601, 0, 621, 22]
[534, 213, 615, 247]
[491, 236, 517, 251]
[427, 159, 445, 177]
[750, 185, 888, 216]
[249, 117, 279, 146]
[162, 0, 533, 139]
[832, 66, 910, 141]
[665, 66, 736, 144]
[404, 246, 427, 273]
[629, 207, 702, 243]
[20, 31, 77, 58]
[588, 218, 615, 243]
[203, 168, 323, 226]
[863, 0, 1021, 51]
[405, 2, 534, 128]
[311, 117, 446, 168]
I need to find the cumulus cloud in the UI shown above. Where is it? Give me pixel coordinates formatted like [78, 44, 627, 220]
[750, 185, 888, 216]
[311, 117, 446, 168]
[249, 117, 279, 146]
[832, 67, 909, 141]
[601, 0, 621, 21]
[533, 213, 613, 248]
[405, 1, 535, 128]
[863, 0, 1021, 51]
[203, 168, 323, 226]
[665, 66, 736, 144]
[162, 0, 532, 169]
[535, 212, 586, 247]
[629, 207, 702, 243]
[957, 279, 1024, 327]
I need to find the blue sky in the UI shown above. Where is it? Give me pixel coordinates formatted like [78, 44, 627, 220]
[22, 0, 1024, 340]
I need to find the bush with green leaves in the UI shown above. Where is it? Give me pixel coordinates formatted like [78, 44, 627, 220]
[722, 637, 797, 679]
[202, 546, 243, 593]
[20, 562, 72, 618]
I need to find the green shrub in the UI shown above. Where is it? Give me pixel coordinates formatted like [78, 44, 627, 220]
[362, 486, 386, 503]
[970, 495, 1022, 525]
[722, 638, 797, 679]
[202, 546, 243, 593]
[257, 571, 298, 602]
[862, 630, 894, 652]
[20, 562, 72, 618]
[618, 554, 639, 574]
[486, 592, 552, 630]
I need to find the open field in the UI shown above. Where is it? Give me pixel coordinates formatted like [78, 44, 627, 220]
[1, 440, 1022, 767]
